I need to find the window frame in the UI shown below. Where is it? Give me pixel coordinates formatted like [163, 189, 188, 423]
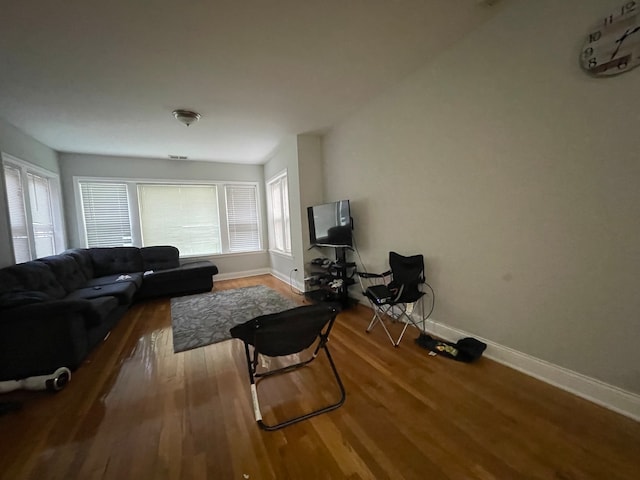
[2, 153, 66, 263]
[78, 181, 134, 248]
[74, 176, 263, 257]
[266, 170, 292, 256]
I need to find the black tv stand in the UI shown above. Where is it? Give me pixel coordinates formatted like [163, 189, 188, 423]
[305, 247, 357, 310]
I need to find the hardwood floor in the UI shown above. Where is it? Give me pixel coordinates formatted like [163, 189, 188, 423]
[1, 275, 639, 479]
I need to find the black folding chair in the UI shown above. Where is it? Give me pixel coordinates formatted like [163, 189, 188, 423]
[357, 251, 434, 347]
[230, 304, 345, 431]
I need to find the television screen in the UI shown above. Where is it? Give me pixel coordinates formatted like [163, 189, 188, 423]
[307, 200, 353, 248]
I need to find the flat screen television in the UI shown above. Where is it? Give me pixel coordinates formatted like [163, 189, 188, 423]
[307, 200, 353, 248]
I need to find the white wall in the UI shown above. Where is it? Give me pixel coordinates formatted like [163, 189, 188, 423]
[264, 134, 325, 289]
[0, 118, 60, 267]
[323, 0, 640, 394]
[297, 134, 325, 266]
[58, 153, 270, 276]
[263, 136, 302, 286]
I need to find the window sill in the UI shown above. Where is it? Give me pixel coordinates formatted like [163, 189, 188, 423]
[180, 250, 267, 261]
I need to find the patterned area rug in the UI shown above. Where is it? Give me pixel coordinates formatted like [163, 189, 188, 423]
[170, 285, 299, 353]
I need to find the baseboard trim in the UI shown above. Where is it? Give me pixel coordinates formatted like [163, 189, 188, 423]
[215, 269, 305, 292]
[214, 268, 271, 281]
[422, 318, 640, 422]
[270, 269, 305, 292]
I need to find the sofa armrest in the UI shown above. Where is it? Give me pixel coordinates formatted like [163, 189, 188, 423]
[0, 298, 94, 321]
[0, 301, 93, 380]
[136, 261, 218, 300]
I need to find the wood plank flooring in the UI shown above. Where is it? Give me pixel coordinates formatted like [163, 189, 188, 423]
[1, 275, 639, 479]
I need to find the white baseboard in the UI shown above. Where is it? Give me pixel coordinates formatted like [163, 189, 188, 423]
[215, 269, 305, 292]
[270, 269, 305, 292]
[214, 268, 270, 281]
[422, 318, 640, 422]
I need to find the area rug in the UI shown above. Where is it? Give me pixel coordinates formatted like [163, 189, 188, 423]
[170, 285, 299, 353]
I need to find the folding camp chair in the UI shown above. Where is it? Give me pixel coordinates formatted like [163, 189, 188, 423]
[230, 304, 345, 431]
[357, 251, 434, 347]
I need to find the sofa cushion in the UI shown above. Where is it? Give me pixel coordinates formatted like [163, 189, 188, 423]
[66, 281, 137, 305]
[89, 247, 143, 277]
[0, 290, 51, 309]
[84, 272, 144, 289]
[84, 296, 119, 326]
[38, 254, 90, 293]
[65, 249, 94, 279]
[141, 245, 180, 271]
[0, 267, 23, 293]
[142, 261, 218, 284]
[2, 261, 66, 299]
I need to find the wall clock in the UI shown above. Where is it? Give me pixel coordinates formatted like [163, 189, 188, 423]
[581, 1, 640, 76]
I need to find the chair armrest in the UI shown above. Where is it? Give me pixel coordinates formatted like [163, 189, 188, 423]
[356, 270, 392, 279]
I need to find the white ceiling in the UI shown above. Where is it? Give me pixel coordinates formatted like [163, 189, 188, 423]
[0, 1, 498, 164]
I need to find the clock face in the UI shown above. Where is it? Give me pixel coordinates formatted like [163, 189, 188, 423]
[581, 1, 640, 76]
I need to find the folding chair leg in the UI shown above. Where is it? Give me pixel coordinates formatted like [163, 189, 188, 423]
[243, 342, 346, 431]
[366, 306, 398, 347]
[243, 343, 263, 423]
[365, 311, 379, 332]
[366, 302, 426, 347]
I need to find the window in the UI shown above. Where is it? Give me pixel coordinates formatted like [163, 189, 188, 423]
[138, 184, 221, 256]
[76, 178, 261, 256]
[79, 182, 133, 247]
[27, 172, 57, 257]
[267, 171, 291, 254]
[225, 184, 260, 252]
[3, 155, 65, 263]
[4, 164, 29, 262]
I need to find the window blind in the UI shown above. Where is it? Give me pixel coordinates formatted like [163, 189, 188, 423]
[27, 172, 56, 258]
[282, 179, 291, 252]
[138, 184, 221, 256]
[270, 180, 284, 251]
[80, 182, 133, 247]
[267, 174, 291, 254]
[225, 184, 260, 252]
[3, 165, 30, 263]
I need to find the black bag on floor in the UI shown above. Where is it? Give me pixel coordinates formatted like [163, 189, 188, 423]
[415, 334, 486, 363]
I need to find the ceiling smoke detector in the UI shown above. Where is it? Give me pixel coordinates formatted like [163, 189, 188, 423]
[172, 109, 201, 127]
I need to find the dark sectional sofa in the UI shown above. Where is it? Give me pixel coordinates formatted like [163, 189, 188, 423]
[0, 246, 218, 382]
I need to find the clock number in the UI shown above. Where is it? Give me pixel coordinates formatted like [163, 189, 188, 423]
[604, 2, 637, 26]
[589, 54, 632, 74]
[588, 58, 598, 69]
[583, 47, 594, 59]
[623, 1, 637, 16]
[589, 31, 602, 43]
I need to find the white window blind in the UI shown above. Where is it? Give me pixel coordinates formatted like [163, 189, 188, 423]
[225, 184, 260, 252]
[80, 182, 133, 247]
[270, 180, 284, 250]
[4, 164, 30, 263]
[27, 172, 56, 258]
[138, 184, 221, 256]
[267, 173, 291, 254]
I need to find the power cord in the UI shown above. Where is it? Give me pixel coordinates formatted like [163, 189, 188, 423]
[423, 282, 435, 320]
[289, 268, 305, 296]
[351, 234, 369, 274]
